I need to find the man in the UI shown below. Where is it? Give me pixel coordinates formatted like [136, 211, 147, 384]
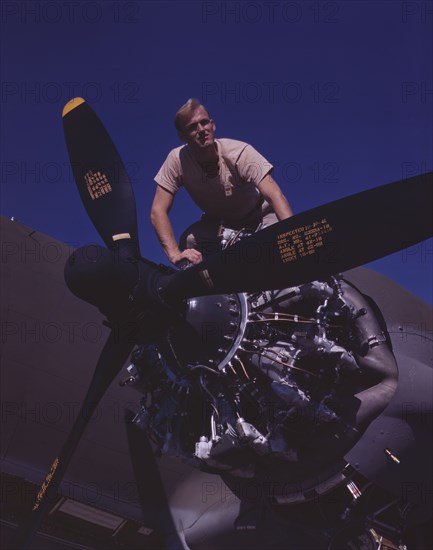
[151, 99, 293, 265]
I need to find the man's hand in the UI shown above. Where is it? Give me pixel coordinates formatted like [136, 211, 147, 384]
[150, 188, 203, 265]
[171, 248, 203, 265]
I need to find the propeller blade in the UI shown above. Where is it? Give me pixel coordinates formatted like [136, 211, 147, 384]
[125, 410, 188, 549]
[160, 172, 433, 302]
[62, 97, 140, 255]
[11, 329, 134, 549]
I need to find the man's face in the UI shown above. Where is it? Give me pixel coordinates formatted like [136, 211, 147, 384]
[178, 107, 216, 151]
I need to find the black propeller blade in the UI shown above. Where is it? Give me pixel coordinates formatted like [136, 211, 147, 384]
[11, 329, 135, 549]
[62, 97, 140, 256]
[125, 410, 188, 549]
[160, 171, 433, 302]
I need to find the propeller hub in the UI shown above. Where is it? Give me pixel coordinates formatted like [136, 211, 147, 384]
[167, 293, 249, 370]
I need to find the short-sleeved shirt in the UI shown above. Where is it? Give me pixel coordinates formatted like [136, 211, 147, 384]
[154, 138, 274, 224]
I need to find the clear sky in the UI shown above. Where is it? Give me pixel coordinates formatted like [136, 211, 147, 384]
[1, 0, 432, 302]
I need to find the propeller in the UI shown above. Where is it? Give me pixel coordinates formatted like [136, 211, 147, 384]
[161, 170, 432, 302]
[12, 97, 433, 548]
[11, 98, 159, 549]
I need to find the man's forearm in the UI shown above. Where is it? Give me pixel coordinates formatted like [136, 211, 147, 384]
[258, 175, 293, 221]
[273, 194, 293, 221]
[151, 209, 181, 262]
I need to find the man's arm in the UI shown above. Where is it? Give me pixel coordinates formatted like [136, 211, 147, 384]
[150, 186, 203, 265]
[258, 174, 293, 220]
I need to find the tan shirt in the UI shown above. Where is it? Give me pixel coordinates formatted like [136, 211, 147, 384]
[154, 138, 274, 224]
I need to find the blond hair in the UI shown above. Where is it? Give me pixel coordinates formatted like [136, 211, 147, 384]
[174, 98, 210, 132]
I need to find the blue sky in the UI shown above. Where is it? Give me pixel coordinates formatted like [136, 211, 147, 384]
[1, 0, 432, 302]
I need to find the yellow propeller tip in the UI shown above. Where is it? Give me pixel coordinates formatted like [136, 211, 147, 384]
[62, 97, 85, 118]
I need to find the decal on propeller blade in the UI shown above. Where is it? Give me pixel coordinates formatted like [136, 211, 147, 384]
[84, 170, 113, 200]
[32, 457, 59, 511]
[277, 218, 334, 263]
